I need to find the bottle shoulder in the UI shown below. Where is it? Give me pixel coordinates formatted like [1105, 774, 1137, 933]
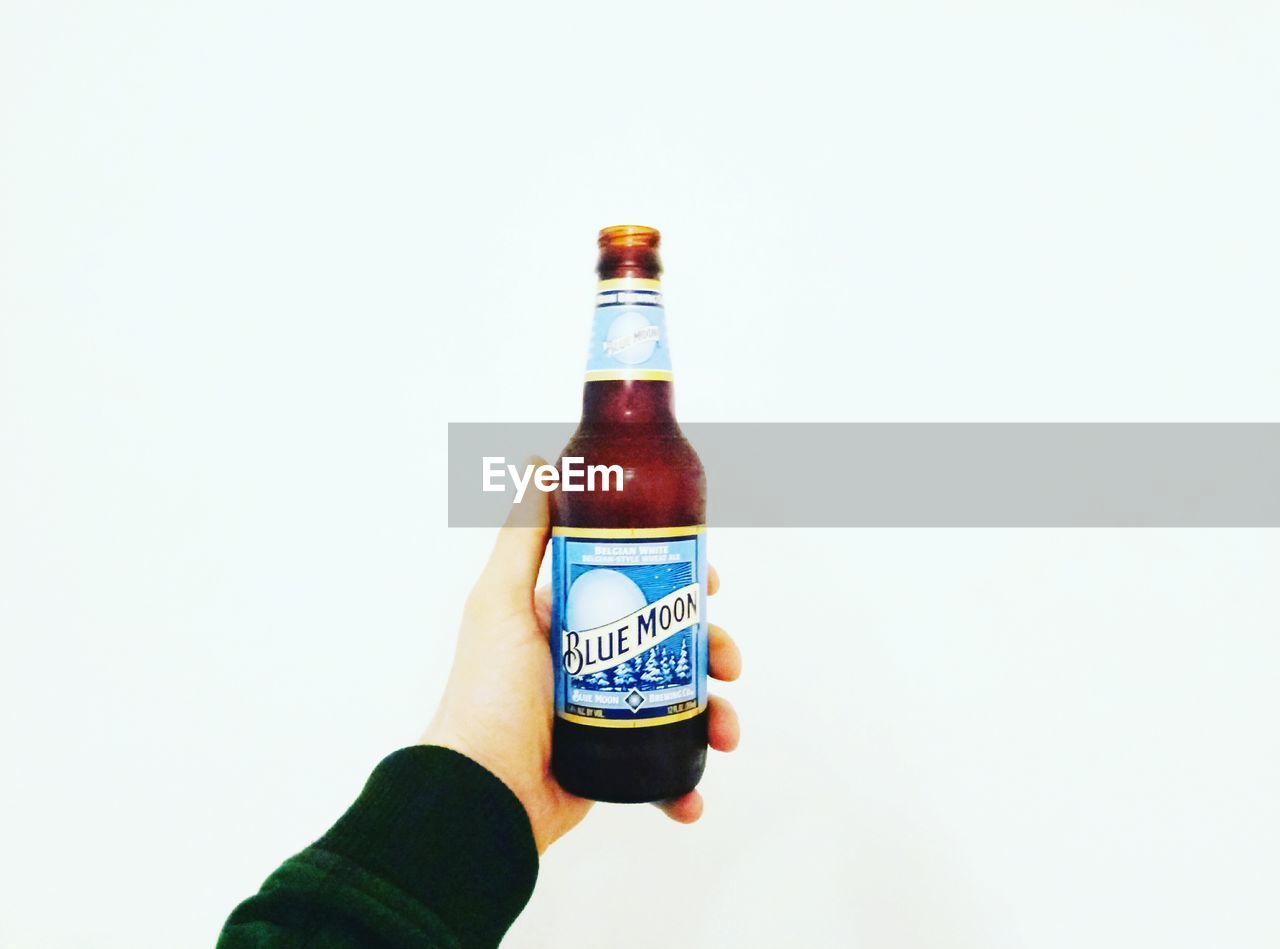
[563, 426, 703, 466]
[552, 429, 705, 528]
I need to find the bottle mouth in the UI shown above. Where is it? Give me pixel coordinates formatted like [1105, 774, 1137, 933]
[598, 224, 661, 248]
[597, 224, 662, 279]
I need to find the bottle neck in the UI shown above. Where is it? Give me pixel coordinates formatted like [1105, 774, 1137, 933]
[580, 378, 677, 429]
[580, 276, 677, 428]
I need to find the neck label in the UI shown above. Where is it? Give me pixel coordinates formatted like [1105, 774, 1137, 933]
[585, 279, 673, 381]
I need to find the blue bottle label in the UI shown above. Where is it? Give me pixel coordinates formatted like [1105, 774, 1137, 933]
[552, 526, 707, 727]
[584, 278, 673, 381]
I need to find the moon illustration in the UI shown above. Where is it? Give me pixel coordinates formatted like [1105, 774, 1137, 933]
[566, 568, 648, 631]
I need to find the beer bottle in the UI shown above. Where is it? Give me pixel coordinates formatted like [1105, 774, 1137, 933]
[550, 225, 708, 803]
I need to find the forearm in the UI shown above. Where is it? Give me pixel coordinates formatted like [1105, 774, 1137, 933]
[218, 746, 539, 949]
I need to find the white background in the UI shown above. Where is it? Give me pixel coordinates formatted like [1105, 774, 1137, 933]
[2, 3, 1278, 947]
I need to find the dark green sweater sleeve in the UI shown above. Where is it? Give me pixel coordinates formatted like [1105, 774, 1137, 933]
[218, 746, 539, 949]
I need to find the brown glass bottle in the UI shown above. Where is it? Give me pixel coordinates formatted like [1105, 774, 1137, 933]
[550, 226, 708, 803]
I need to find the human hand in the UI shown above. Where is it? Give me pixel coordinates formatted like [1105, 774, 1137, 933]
[421, 487, 741, 853]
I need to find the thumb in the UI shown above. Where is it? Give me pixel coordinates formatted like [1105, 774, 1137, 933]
[475, 466, 550, 605]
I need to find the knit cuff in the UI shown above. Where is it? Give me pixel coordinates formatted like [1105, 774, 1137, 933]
[317, 745, 539, 948]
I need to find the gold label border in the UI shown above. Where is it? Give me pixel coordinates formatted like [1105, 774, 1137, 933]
[552, 525, 705, 538]
[584, 369, 673, 382]
[596, 277, 661, 290]
[558, 706, 705, 728]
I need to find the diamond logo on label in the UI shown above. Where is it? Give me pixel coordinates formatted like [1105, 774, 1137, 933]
[625, 689, 645, 713]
